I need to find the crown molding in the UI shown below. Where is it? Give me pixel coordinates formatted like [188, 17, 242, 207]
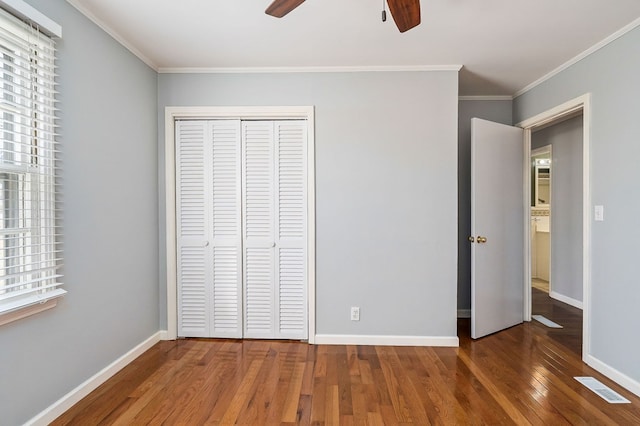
[514, 16, 640, 98]
[158, 65, 463, 74]
[65, 0, 158, 71]
[458, 96, 513, 101]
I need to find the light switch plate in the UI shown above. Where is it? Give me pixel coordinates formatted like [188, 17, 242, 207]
[595, 205, 604, 221]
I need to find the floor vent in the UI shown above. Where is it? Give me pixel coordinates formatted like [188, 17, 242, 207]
[575, 377, 630, 404]
[532, 314, 563, 328]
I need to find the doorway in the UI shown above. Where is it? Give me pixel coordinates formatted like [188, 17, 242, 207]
[529, 115, 584, 355]
[530, 145, 551, 294]
[518, 94, 591, 360]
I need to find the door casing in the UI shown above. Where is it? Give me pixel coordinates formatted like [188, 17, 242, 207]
[164, 106, 316, 342]
[516, 94, 591, 360]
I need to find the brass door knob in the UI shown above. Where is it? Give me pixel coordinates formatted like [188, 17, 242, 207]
[468, 236, 475, 243]
[477, 236, 487, 243]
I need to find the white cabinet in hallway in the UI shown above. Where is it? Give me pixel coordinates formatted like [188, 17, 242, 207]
[531, 210, 550, 282]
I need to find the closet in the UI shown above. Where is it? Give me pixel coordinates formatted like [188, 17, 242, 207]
[176, 119, 308, 340]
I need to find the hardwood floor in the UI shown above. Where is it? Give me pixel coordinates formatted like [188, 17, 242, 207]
[531, 286, 582, 355]
[53, 316, 640, 425]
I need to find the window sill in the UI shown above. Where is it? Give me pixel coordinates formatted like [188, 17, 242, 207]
[0, 289, 67, 326]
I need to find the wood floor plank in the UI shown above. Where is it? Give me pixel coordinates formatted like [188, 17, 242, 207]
[458, 347, 533, 425]
[383, 347, 432, 425]
[107, 341, 205, 425]
[336, 345, 354, 418]
[52, 297, 640, 426]
[281, 361, 306, 422]
[235, 343, 280, 425]
[325, 384, 340, 426]
[218, 358, 264, 425]
[399, 347, 455, 425]
[125, 341, 214, 424]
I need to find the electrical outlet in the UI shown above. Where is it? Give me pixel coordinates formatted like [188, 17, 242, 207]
[351, 306, 360, 321]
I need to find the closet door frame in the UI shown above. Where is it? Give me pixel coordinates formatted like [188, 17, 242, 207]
[165, 106, 316, 343]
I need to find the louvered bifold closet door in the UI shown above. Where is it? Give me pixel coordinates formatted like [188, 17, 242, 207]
[242, 120, 308, 340]
[274, 121, 308, 339]
[176, 121, 210, 337]
[242, 121, 276, 338]
[176, 120, 242, 338]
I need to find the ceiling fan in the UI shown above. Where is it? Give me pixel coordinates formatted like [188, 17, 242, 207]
[265, 0, 421, 33]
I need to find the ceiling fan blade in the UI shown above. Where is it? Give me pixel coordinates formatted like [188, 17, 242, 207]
[387, 0, 421, 33]
[265, 0, 306, 18]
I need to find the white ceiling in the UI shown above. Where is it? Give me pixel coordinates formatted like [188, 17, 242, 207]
[66, 0, 640, 96]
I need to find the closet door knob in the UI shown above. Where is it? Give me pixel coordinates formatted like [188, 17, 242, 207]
[468, 236, 475, 243]
[477, 236, 487, 243]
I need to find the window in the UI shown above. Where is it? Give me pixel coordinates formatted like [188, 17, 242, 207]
[0, 4, 62, 324]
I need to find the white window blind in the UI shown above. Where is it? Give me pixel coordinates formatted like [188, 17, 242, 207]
[0, 5, 63, 318]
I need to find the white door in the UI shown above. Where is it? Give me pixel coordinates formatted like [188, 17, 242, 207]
[177, 119, 307, 340]
[242, 121, 276, 338]
[471, 118, 524, 339]
[209, 120, 243, 338]
[176, 120, 211, 337]
[176, 120, 243, 338]
[273, 121, 308, 339]
[242, 121, 308, 340]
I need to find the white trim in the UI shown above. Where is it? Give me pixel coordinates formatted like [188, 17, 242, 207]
[517, 95, 589, 129]
[164, 106, 316, 343]
[158, 65, 463, 74]
[530, 145, 551, 158]
[585, 354, 640, 399]
[457, 309, 471, 318]
[458, 96, 513, 101]
[549, 291, 584, 310]
[0, 0, 61, 37]
[25, 331, 162, 426]
[0, 290, 66, 326]
[517, 93, 592, 362]
[65, 0, 158, 70]
[165, 110, 177, 340]
[523, 129, 533, 321]
[158, 329, 170, 341]
[514, 17, 640, 98]
[306, 113, 316, 344]
[314, 334, 459, 347]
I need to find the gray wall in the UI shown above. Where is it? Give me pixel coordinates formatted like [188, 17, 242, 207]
[514, 26, 640, 386]
[0, 1, 159, 425]
[457, 100, 512, 311]
[532, 116, 583, 303]
[158, 71, 459, 337]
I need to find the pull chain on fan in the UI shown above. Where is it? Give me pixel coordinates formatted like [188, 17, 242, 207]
[265, 0, 421, 33]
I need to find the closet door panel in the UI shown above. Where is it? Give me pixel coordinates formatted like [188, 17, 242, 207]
[278, 247, 306, 337]
[244, 247, 273, 335]
[176, 121, 211, 337]
[210, 120, 243, 338]
[242, 121, 276, 338]
[275, 121, 308, 339]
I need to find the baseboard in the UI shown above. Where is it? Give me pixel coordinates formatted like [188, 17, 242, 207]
[584, 354, 640, 398]
[314, 334, 459, 347]
[158, 329, 171, 340]
[25, 331, 162, 426]
[457, 309, 471, 318]
[549, 291, 583, 310]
